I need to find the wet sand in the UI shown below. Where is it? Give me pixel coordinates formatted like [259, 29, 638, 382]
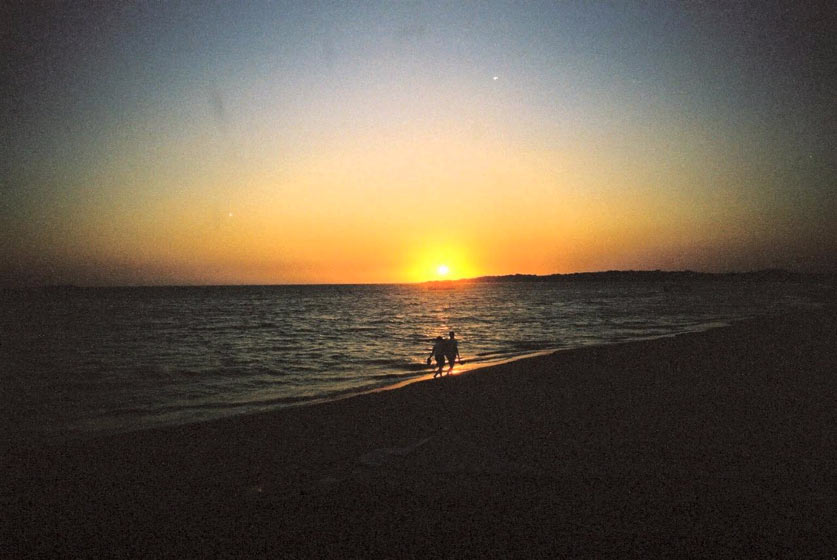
[3, 308, 836, 558]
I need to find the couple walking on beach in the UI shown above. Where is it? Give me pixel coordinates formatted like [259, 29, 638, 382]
[427, 331, 461, 378]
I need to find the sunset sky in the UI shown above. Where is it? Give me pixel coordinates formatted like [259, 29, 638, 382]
[2, 1, 834, 285]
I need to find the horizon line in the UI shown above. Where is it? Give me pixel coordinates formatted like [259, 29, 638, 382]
[3, 268, 832, 290]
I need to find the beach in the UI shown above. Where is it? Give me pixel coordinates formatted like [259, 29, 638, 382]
[3, 307, 835, 558]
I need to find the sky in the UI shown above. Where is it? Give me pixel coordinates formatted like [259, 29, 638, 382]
[2, 0, 834, 286]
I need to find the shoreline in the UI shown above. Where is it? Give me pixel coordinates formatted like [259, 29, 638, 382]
[15, 314, 757, 447]
[0, 309, 819, 451]
[4, 306, 835, 557]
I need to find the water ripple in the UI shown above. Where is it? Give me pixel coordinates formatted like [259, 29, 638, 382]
[2, 280, 830, 440]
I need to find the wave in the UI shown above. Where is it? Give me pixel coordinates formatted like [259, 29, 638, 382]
[7, 281, 827, 441]
[507, 340, 557, 351]
[237, 322, 279, 330]
[135, 364, 289, 381]
[367, 370, 425, 381]
[357, 357, 426, 370]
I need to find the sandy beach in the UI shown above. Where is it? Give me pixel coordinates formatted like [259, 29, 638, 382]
[3, 307, 835, 558]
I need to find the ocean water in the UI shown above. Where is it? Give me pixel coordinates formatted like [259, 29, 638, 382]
[1, 280, 831, 443]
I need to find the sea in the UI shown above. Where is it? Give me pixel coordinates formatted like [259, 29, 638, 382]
[1, 279, 832, 444]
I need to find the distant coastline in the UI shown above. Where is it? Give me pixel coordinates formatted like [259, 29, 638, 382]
[426, 269, 837, 285]
[2, 269, 835, 291]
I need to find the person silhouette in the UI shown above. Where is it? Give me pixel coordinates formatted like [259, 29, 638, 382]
[427, 336, 446, 378]
[444, 331, 460, 375]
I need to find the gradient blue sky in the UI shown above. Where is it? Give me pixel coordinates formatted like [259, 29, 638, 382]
[2, 1, 834, 285]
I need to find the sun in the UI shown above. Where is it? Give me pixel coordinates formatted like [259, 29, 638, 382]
[406, 245, 477, 282]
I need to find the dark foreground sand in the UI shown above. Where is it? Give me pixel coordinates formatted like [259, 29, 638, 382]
[3, 309, 836, 558]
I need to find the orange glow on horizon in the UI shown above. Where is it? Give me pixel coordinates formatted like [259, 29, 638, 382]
[4, 2, 834, 289]
[403, 242, 481, 283]
[18, 110, 823, 286]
